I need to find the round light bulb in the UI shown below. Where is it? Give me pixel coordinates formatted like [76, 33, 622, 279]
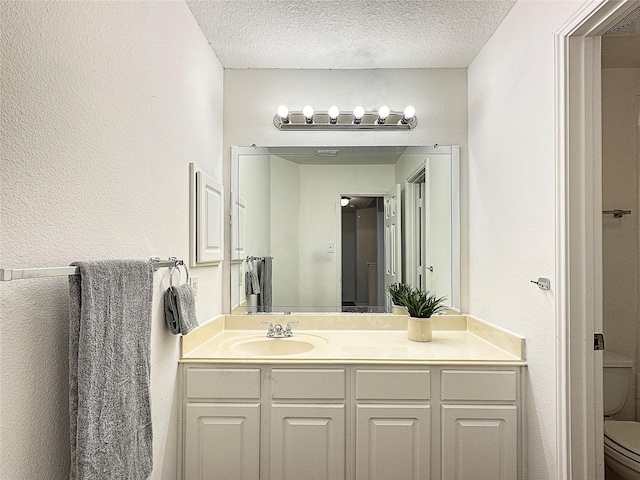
[328, 105, 340, 120]
[303, 105, 314, 120]
[277, 105, 289, 120]
[353, 105, 365, 119]
[340, 197, 350, 207]
[378, 105, 390, 119]
[403, 105, 415, 120]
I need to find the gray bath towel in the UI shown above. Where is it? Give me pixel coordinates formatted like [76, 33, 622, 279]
[259, 257, 273, 313]
[164, 284, 198, 335]
[69, 260, 153, 480]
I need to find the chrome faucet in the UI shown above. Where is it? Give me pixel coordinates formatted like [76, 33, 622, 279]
[261, 320, 299, 338]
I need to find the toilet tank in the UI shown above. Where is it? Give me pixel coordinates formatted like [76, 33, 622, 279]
[603, 351, 634, 416]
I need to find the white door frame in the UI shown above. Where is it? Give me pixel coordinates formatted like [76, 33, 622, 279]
[556, 1, 639, 478]
[405, 162, 427, 289]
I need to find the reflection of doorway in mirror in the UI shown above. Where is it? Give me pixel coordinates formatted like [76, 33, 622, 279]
[405, 165, 428, 291]
[340, 196, 385, 312]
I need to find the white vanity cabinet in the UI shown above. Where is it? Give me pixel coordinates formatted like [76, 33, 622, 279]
[180, 364, 522, 480]
[182, 367, 261, 480]
[355, 369, 432, 480]
[439, 370, 519, 480]
[269, 368, 347, 480]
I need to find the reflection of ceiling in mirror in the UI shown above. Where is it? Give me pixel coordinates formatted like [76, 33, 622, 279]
[250, 146, 410, 166]
[342, 196, 378, 211]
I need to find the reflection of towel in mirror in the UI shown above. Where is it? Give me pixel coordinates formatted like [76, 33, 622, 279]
[259, 257, 272, 313]
[164, 284, 199, 335]
[245, 270, 260, 295]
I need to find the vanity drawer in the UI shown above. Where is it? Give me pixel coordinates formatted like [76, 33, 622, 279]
[271, 368, 346, 400]
[441, 370, 517, 401]
[186, 367, 261, 399]
[356, 369, 431, 401]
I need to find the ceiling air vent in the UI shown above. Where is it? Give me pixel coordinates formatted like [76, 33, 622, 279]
[605, 7, 640, 35]
[315, 149, 339, 157]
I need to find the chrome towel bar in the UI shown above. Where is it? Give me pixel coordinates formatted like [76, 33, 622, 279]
[0, 257, 183, 281]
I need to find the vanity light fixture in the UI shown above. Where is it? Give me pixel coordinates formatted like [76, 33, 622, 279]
[273, 105, 418, 130]
[353, 105, 365, 125]
[340, 197, 350, 207]
[401, 105, 416, 124]
[302, 105, 314, 124]
[277, 105, 289, 124]
[328, 105, 340, 124]
[377, 105, 390, 124]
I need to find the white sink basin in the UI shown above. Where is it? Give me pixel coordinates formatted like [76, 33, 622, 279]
[226, 334, 328, 357]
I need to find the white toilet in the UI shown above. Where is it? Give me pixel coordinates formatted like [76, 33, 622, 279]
[604, 350, 640, 479]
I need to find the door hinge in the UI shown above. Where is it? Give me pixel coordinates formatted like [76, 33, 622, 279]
[594, 333, 605, 351]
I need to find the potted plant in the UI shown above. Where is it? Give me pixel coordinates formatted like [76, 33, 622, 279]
[402, 287, 448, 342]
[386, 282, 412, 315]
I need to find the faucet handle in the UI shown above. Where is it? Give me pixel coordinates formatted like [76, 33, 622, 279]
[261, 321, 275, 337]
[284, 321, 299, 337]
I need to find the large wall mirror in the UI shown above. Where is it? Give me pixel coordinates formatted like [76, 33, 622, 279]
[230, 145, 460, 313]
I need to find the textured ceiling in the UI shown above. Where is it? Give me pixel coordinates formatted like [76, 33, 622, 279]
[186, 0, 516, 69]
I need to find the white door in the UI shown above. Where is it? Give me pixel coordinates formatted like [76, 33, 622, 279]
[441, 405, 517, 480]
[384, 185, 402, 300]
[355, 404, 431, 480]
[270, 404, 346, 480]
[184, 403, 260, 480]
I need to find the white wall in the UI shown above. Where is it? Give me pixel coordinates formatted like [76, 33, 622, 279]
[223, 68, 469, 309]
[270, 156, 301, 307]
[0, 3, 224, 479]
[602, 67, 640, 420]
[468, 1, 586, 479]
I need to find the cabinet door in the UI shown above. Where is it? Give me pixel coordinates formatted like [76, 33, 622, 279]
[184, 403, 260, 480]
[441, 405, 517, 480]
[356, 404, 431, 480]
[270, 403, 346, 480]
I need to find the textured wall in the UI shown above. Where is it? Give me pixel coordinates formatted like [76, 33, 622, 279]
[467, 1, 585, 479]
[0, 2, 223, 479]
[602, 68, 640, 421]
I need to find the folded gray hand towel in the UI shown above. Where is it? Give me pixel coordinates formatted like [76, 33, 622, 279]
[245, 270, 261, 295]
[164, 284, 198, 335]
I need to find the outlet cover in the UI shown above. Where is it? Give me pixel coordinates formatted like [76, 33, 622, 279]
[190, 276, 199, 301]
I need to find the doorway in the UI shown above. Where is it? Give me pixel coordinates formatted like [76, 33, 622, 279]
[340, 196, 384, 312]
[558, 2, 640, 478]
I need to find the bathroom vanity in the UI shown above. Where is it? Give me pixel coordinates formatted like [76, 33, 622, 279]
[179, 314, 526, 480]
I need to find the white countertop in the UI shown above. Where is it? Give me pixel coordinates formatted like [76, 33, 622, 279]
[180, 314, 526, 366]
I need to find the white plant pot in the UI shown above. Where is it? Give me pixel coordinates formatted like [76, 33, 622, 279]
[392, 304, 409, 315]
[407, 316, 432, 342]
